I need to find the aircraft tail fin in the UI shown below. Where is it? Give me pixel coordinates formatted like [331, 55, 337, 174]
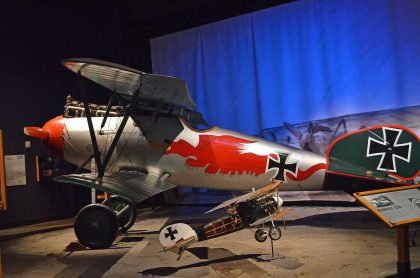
[159, 223, 198, 259]
[326, 125, 420, 183]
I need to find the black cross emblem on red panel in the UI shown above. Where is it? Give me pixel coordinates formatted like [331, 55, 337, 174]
[367, 127, 411, 172]
[164, 226, 178, 240]
[267, 153, 298, 181]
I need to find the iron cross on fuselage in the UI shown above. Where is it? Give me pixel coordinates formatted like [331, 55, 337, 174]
[267, 153, 298, 181]
[367, 127, 411, 172]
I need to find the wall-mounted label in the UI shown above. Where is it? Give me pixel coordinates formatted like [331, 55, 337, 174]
[5, 154, 26, 186]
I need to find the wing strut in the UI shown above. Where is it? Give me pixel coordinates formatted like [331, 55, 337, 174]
[101, 85, 141, 174]
[143, 98, 164, 136]
[78, 70, 105, 177]
[77, 71, 142, 178]
[100, 92, 117, 132]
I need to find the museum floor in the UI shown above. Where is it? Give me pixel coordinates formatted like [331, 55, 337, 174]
[2, 204, 420, 278]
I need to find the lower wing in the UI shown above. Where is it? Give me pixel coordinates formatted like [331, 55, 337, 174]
[54, 171, 176, 203]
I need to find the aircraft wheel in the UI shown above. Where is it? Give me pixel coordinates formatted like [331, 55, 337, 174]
[102, 196, 137, 232]
[74, 204, 119, 249]
[269, 226, 282, 241]
[255, 228, 268, 243]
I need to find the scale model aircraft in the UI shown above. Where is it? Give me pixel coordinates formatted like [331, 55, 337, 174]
[159, 180, 294, 259]
[24, 58, 420, 250]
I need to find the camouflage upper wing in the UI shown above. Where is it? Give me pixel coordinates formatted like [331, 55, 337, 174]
[61, 58, 196, 109]
[54, 171, 176, 203]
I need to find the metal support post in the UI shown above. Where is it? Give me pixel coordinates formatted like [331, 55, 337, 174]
[271, 238, 274, 258]
[397, 225, 411, 278]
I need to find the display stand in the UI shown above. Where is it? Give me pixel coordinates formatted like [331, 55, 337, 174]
[271, 238, 274, 257]
[257, 233, 285, 261]
[397, 225, 410, 278]
[354, 184, 420, 278]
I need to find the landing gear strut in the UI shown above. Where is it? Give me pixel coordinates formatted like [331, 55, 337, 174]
[102, 196, 137, 232]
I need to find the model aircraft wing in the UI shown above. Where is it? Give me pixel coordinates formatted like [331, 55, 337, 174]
[205, 192, 254, 214]
[61, 58, 196, 109]
[205, 181, 281, 214]
[249, 208, 292, 227]
[53, 171, 176, 203]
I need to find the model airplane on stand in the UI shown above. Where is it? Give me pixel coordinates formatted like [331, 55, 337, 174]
[24, 58, 420, 251]
[159, 180, 295, 259]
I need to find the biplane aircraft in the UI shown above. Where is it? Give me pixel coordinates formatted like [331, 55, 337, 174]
[24, 58, 420, 250]
[159, 180, 294, 259]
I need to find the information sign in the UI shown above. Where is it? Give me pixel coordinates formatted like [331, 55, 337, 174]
[354, 184, 420, 228]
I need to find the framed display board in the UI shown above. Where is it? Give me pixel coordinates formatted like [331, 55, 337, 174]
[4, 154, 26, 186]
[0, 129, 6, 210]
[354, 184, 420, 228]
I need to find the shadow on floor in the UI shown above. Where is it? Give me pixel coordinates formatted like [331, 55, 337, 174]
[140, 247, 267, 276]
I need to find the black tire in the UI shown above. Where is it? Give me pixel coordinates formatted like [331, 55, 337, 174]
[102, 196, 137, 232]
[255, 228, 268, 243]
[74, 204, 119, 249]
[269, 226, 282, 241]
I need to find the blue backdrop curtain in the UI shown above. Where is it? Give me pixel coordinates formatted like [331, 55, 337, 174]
[150, 0, 420, 135]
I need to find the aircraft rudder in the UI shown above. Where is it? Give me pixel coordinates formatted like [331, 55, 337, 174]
[159, 223, 198, 255]
[326, 125, 420, 183]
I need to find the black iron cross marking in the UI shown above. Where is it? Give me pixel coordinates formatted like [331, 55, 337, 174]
[164, 227, 178, 240]
[367, 127, 411, 172]
[267, 153, 298, 181]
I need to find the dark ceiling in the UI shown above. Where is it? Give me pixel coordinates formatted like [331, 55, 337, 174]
[0, 0, 295, 116]
[125, 0, 296, 70]
[126, 0, 296, 38]
[1, 0, 295, 73]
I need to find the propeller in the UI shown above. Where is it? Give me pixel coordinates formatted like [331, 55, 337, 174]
[24, 127, 49, 140]
[273, 180, 287, 229]
[272, 179, 283, 211]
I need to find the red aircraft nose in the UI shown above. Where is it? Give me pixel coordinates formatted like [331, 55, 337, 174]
[24, 116, 65, 158]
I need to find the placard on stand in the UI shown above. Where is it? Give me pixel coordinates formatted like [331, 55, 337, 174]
[354, 184, 420, 278]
